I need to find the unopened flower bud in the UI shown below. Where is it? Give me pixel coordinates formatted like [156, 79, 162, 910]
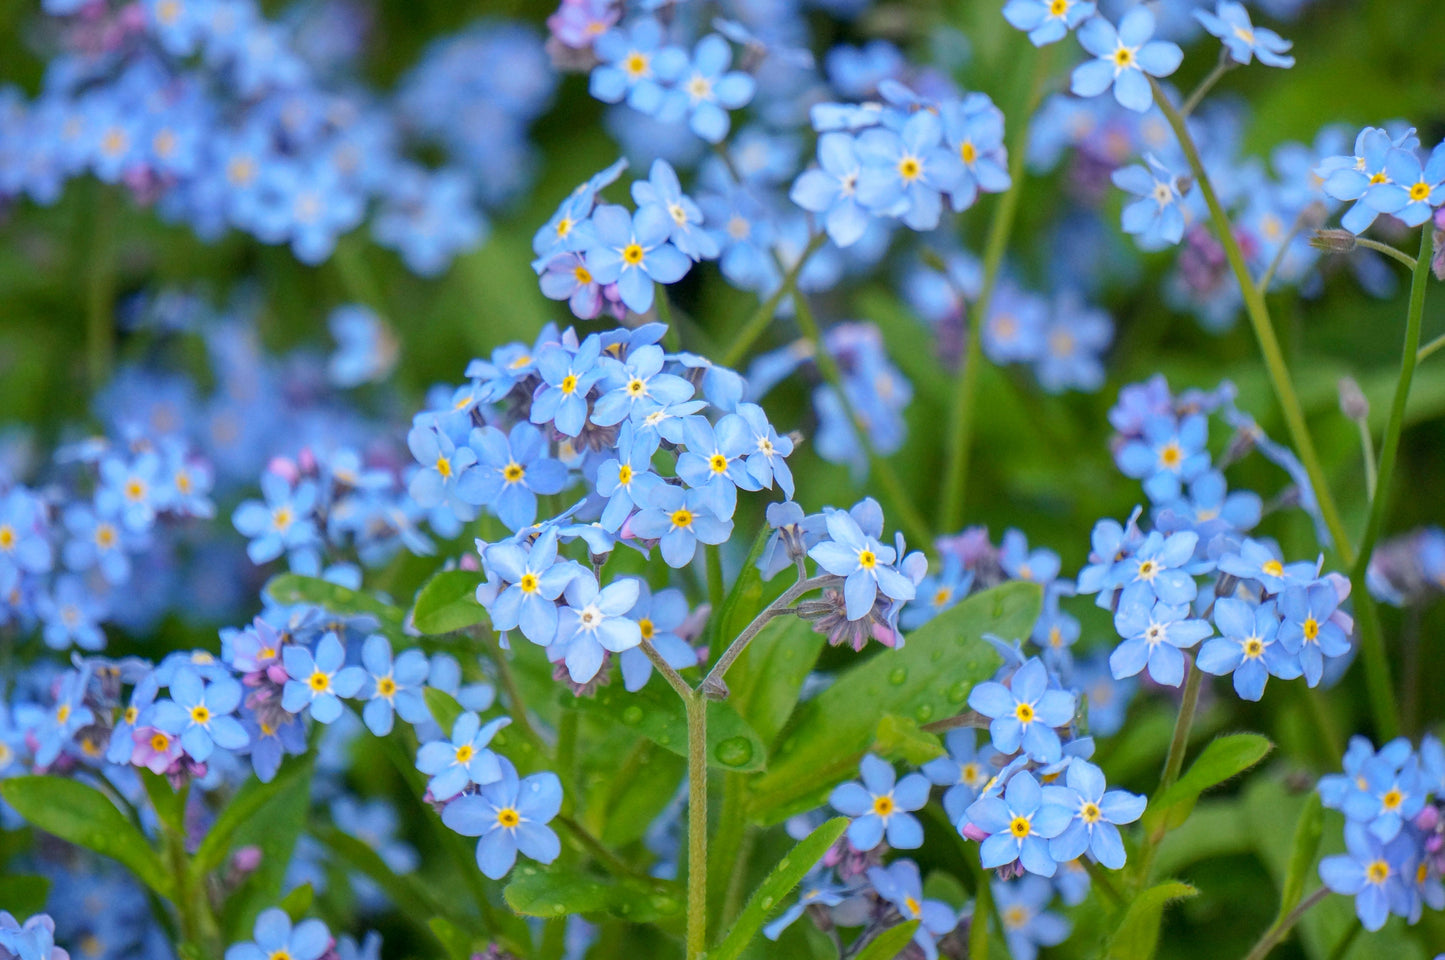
[1309, 228, 1357, 254]
[1338, 376, 1369, 421]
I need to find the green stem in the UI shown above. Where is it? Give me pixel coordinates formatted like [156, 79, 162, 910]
[685, 690, 709, 959]
[1241, 886, 1331, 960]
[655, 286, 681, 351]
[1180, 48, 1235, 117]
[1417, 331, 1445, 364]
[1353, 228, 1433, 577]
[1355, 237, 1418, 271]
[1357, 418, 1378, 502]
[1151, 78, 1354, 567]
[706, 545, 726, 624]
[703, 573, 830, 696]
[481, 631, 553, 759]
[939, 45, 1051, 533]
[720, 232, 828, 369]
[792, 288, 933, 548]
[1160, 656, 1203, 794]
[555, 815, 637, 879]
[86, 186, 119, 389]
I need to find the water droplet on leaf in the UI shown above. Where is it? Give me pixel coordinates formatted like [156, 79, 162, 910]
[716, 736, 754, 767]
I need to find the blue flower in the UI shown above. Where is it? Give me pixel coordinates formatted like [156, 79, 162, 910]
[1000, 530, 1062, 587]
[1156, 470, 1261, 540]
[855, 110, 964, 230]
[358, 635, 430, 736]
[866, 859, 957, 960]
[994, 876, 1072, 960]
[595, 423, 662, 532]
[790, 132, 871, 247]
[243, 713, 308, 783]
[482, 529, 582, 645]
[1108, 530, 1199, 605]
[152, 667, 249, 762]
[1043, 759, 1145, 868]
[233, 473, 320, 568]
[416, 711, 511, 801]
[550, 573, 643, 684]
[97, 451, 162, 532]
[618, 581, 694, 692]
[1003, 0, 1096, 46]
[0, 911, 65, 960]
[922, 728, 996, 824]
[1194, 2, 1294, 68]
[588, 18, 687, 117]
[966, 771, 1075, 877]
[828, 753, 930, 850]
[1110, 594, 1213, 687]
[530, 335, 606, 437]
[582, 204, 693, 314]
[665, 34, 755, 144]
[1197, 598, 1300, 701]
[732, 403, 795, 500]
[968, 658, 1077, 763]
[1277, 582, 1351, 687]
[106, 673, 160, 764]
[630, 159, 719, 260]
[60, 500, 133, 585]
[676, 415, 762, 520]
[628, 483, 734, 568]
[591, 344, 695, 427]
[1319, 127, 1417, 234]
[540, 253, 608, 320]
[763, 872, 850, 941]
[1339, 753, 1425, 842]
[808, 509, 916, 621]
[281, 633, 366, 724]
[1318, 822, 1415, 932]
[940, 94, 1011, 211]
[442, 758, 563, 879]
[1363, 144, 1445, 228]
[407, 422, 478, 512]
[1112, 153, 1188, 247]
[533, 177, 602, 265]
[1115, 413, 1210, 503]
[35, 575, 108, 652]
[223, 908, 330, 960]
[1217, 537, 1313, 593]
[1070, 10, 1182, 113]
[457, 423, 569, 532]
[904, 553, 974, 630]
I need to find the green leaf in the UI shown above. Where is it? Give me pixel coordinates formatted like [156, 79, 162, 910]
[193, 756, 313, 879]
[218, 757, 315, 939]
[1148, 733, 1274, 829]
[597, 743, 686, 848]
[853, 921, 922, 960]
[412, 570, 488, 635]
[726, 615, 825, 747]
[745, 582, 1039, 825]
[0, 776, 171, 899]
[265, 574, 405, 631]
[873, 715, 946, 766]
[424, 687, 465, 733]
[563, 677, 768, 772]
[317, 825, 474, 932]
[711, 816, 849, 960]
[278, 882, 313, 921]
[502, 862, 684, 923]
[1277, 791, 1324, 923]
[0, 875, 51, 916]
[1105, 880, 1198, 960]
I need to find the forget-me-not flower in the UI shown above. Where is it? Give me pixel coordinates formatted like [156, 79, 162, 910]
[583, 204, 692, 314]
[443, 758, 563, 879]
[828, 753, 929, 850]
[1070, 8, 1182, 113]
[1043, 759, 1145, 868]
[482, 529, 582, 646]
[808, 509, 915, 621]
[358, 634, 430, 736]
[966, 771, 1075, 877]
[282, 632, 365, 724]
[1110, 595, 1213, 687]
[416, 711, 511, 801]
[1194, 1, 1294, 68]
[153, 666, 248, 762]
[550, 573, 643, 684]
[968, 658, 1076, 763]
[1197, 598, 1300, 701]
[457, 423, 568, 532]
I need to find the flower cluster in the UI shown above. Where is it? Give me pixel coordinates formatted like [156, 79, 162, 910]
[1319, 126, 1445, 233]
[1317, 735, 1445, 931]
[0, 2, 553, 271]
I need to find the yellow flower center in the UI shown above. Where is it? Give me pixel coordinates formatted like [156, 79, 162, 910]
[0, 526, 13, 550]
[1158, 442, 1182, 469]
[1262, 560, 1284, 578]
[858, 549, 877, 570]
[151, 732, 171, 752]
[872, 794, 895, 817]
[903, 895, 921, 918]
[1003, 905, 1029, 929]
[617, 464, 634, 485]
[561, 374, 579, 394]
[708, 453, 729, 474]
[189, 705, 211, 725]
[124, 706, 139, 724]
[273, 506, 293, 531]
[687, 75, 712, 100]
[628, 378, 646, 396]
[498, 807, 521, 828]
[624, 52, 649, 78]
[455, 744, 475, 764]
[1366, 860, 1390, 884]
[1113, 46, 1134, 67]
[897, 156, 922, 182]
[639, 618, 655, 640]
[555, 216, 572, 237]
[503, 462, 525, 484]
[57, 704, 71, 724]
[1137, 559, 1157, 581]
[668, 203, 688, 226]
[1049, 0, 1068, 12]
[933, 587, 953, 606]
[1302, 618, 1320, 642]
[960, 141, 977, 164]
[622, 243, 645, 265]
[961, 762, 982, 786]
[1243, 637, 1264, 658]
[573, 264, 593, 284]
[269, 951, 293, 960]
[1009, 815, 1032, 838]
[308, 671, 330, 692]
[1015, 702, 1035, 724]
[125, 479, 146, 501]
[1369, 171, 1389, 185]
[1081, 801, 1102, 824]
[671, 508, 694, 529]
[1410, 181, 1431, 202]
[436, 456, 452, 478]
[157, 0, 181, 23]
[373, 674, 396, 697]
[1382, 788, 1403, 811]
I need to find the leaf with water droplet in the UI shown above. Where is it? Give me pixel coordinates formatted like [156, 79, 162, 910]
[715, 736, 755, 767]
[710, 817, 848, 960]
[724, 614, 824, 748]
[745, 581, 1039, 825]
[504, 865, 683, 923]
[873, 714, 945, 765]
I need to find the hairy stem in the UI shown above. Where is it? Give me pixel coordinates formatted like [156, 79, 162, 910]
[1355, 236, 1418, 271]
[1241, 887, 1331, 960]
[1151, 78, 1355, 568]
[703, 574, 834, 696]
[1160, 656, 1203, 794]
[940, 45, 1051, 532]
[686, 690, 709, 959]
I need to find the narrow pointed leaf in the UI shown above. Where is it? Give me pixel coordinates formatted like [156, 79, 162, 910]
[1276, 791, 1324, 922]
[854, 920, 922, 960]
[412, 570, 488, 635]
[1106, 880, 1198, 960]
